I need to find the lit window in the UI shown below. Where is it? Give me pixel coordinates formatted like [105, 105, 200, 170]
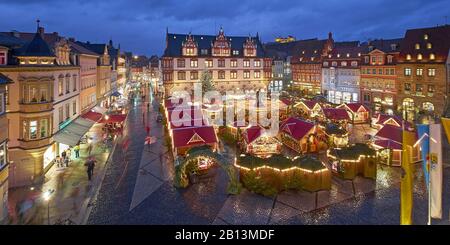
[230, 60, 237, 67]
[40, 119, 48, 138]
[429, 53, 435, 60]
[190, 59, 198, 68]
[205, 60, 213, 68]
[387, 55, 393, 63]
[243, 60, 250, 67]
[341, 61, 347, 66]
[254, 60, 261, 67]
[29, 120, 37, 139]
[218, 71, 225, 79]
[427, 43, 432, 49]
[416, 68, 423, 76]
[415, 43, 420, 49]
[364, 56, 369, 63]
[417, 54, 423, 60]
[177, 71, 186, 80]
[323, 61, 329, 66]
[424, 34, 428, 40]
[405, 68, 412, 76]
[346, 53, 350, 57]
[230, 71, 237, 79]
[406, 54, 411, 60]
[337, 54, 340, 58]
[428, 68, 436, 77]
[243, 71, 250, 79]
[190, 71, 198, 80]
[254, 71, 261, 78]
[332, 61, 337, 66]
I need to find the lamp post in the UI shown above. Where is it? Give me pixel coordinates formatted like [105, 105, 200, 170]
[42, 189, 54, 225]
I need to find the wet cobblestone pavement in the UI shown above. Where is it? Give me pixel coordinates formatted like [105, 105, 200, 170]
[87, 97, 450, 225]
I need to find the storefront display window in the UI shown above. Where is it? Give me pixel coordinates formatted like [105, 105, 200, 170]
[0, 142, 6, 168]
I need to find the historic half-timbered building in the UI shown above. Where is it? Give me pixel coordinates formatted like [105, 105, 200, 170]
[161, 28, 271, 96]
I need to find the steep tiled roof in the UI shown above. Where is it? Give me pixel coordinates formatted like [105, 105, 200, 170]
[243, 125, 263, 144]
[163, 32, 265, 57]
[172, 126, 217, 148]
[18, 32, 54, 57]
[76, 41, 107, 55]
[399, 25, 450, 63]
[0, 33, 26, 47]
[68, 40, 99, 56]
[291, 39, 327, 64]
[363, 38, 403, 53]
[280, 117, 315, 140]
[322, 108, 350, 121]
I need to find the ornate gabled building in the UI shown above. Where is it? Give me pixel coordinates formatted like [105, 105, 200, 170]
[396, 25, 450, 122]
[360, 38, 402, 114]
[161, 28, 271, 96]
[0, 23, 80, 187]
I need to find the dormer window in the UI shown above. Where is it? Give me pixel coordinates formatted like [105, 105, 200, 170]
[346, 53, 350, 57]
[314, 50, 317, 53]
[387, 55, 393, 63]
[337, 54, 340, 58]
[390, 44, 397, 51]
[0, 50, 6, 65]
[182, 34, 198, 56]
[415, 43, 420, 50]
[212, 28, 231, 57]
[328, 54, 332, 58]
[364, 56, 369, 63]
[406, 54, 411, 60]
[430, 53, 435, 60]
[232, 50, 239, 55]
[243, 36, 257, 57]
[299, 57, 303, 62]
[417, 54, 423, 60]
[323, 61, 329, 66]
[200, 49, 208, 55]
[426, 43, 432, 49]
[424, 34, 428, 40]
[302, 51, 305, 54]
[358, 53, 361, 57]
[310, 57, 314, 61]
[341, 61, 347, 66]
[332, 61, 337, 67]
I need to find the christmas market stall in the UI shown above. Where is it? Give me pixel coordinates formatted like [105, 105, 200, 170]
[337, 103, 370, 124]
[241, 125, 282, 158]
[171, 125, 218, 158]
[225, 121, 249, 139]
[371, 124, 419, 166]
[235, 154, 331, 195]
[279, 117, 326, 153]
[372, 113, 413, 130]
[327, 143, 378, 180]
[322, 123, 349, 147]
[322, 108, 350, 125]
[293, 100, 323, 118]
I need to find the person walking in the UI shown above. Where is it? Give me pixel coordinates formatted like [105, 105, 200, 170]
[74, 144, 80, 158]
[61, 150, 66, 162]
[87, 142, 93, 156]
[64, 155, 69, 167]
[85, 157, 96, 181]
[55, 155, 61, 168]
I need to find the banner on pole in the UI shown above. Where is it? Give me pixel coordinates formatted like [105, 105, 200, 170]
[429, 124, 443, 219]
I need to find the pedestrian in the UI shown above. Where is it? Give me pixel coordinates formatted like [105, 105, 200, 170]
[74, 144, 80, 158]
[142, 112, 145, 124]
[66, 148, 72, 161]
[85, 157, 96, 181]
[147, 102, 150, 111]
[55, 155, 61, 168]
[64, 155, 69, 167]
[61, 150, 66, 161]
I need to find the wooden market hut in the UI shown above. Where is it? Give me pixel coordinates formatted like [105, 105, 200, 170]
[327, 143, 378, 180]
[241, 125, 282, 157]
[372, 113, 413, 130]
[171, 126, 218, 157]
[372, 124, 420, 166]
[293, 100, 323, 118]
[324, 123, 349, 147]
[337, 103, 370, 124]
[235, 154, 331, 193]
[279, 117, 324, 153]
[322, 108, 351, 124]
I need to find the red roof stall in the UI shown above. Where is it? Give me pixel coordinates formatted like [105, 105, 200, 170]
[373, 114, 413, 130]
[372, 124, 420, 166]
[241, 125, 281, 157]
[98, 114, 127, 124]
[171, 126, 218, 157]
[279, 117, 323, 153]
[294, 100, 323, 118]
[81, 111, 103, 122]
[322, 108, 350, 122]
[337, 103, 370, 124]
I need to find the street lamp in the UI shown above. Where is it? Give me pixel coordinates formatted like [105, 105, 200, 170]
[42, 189, 54, 225]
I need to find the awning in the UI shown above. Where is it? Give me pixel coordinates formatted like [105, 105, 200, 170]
[53, 117, 95, 146]
[81, 111, 103, 122]
[111, 91, 122, 97]
[99, 114, 127, 124]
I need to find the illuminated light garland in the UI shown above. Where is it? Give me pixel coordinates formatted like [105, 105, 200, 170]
[233, 160, 328, 174]
[327, 149, 376, 163]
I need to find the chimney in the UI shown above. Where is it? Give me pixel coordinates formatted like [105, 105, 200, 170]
[328, 32, 333, 40]
[38, 27, 45, 35]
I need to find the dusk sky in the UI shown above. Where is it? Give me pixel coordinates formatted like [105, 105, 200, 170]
[0, 0, 449, 56]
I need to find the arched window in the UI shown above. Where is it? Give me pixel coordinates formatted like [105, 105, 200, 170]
[406, 54, 411, 60]
[417, 54, 423, 60]
[429, 53, 435, 60]
[415, 43, 420, 49]
[427, 43, 432, 49]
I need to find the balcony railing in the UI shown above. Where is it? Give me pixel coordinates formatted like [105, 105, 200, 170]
[19, 100, 53, 113]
